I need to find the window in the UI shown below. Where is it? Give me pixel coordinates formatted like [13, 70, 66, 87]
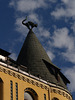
[0, 78, 3, 100]
[44, 94, 46, 100]
[10, 80, 13, 100]
[24, 88, 38, 100]
[24, 92, 33, 100]
[52, 97, 59, 100]
[15, 83, 18, 100]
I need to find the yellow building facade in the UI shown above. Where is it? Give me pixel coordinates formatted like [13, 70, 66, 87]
[0, 20, 73, 100]
[0, 61, 72, 100]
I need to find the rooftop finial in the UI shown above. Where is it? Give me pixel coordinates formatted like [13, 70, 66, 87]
[22, 16, 38, 30]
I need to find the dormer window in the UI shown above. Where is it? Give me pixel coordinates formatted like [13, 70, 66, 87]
[55, 70, 60, 82]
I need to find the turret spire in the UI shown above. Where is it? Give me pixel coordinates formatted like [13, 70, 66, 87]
[17, 20, 70, 89]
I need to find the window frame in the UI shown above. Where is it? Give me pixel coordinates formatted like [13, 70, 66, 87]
[10, 80, 13, 100]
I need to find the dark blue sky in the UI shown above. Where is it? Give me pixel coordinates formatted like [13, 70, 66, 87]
[0, 0, 75, 99]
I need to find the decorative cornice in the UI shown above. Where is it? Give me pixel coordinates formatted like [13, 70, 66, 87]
[51, 88, 72, 100]
[0, 66, 48, 91]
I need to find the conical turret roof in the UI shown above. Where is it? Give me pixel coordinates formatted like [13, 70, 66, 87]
[17, 30, 70, 89]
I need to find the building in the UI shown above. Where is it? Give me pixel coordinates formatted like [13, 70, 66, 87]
[0, 20, 73, 100]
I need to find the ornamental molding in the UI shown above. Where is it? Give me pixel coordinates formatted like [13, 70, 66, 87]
[0, 64, 73, 100]
[0, 66, 48, 91]
[51, 88, 72, 100]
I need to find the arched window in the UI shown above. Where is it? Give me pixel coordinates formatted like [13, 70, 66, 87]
[24, 92, 33, 100]
[24, 88, 38, 100]
[0, 78, 3, 100]
[52, 97, 59, 100]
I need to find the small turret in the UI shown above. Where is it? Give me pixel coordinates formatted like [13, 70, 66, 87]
[17, 19, 70, 89]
